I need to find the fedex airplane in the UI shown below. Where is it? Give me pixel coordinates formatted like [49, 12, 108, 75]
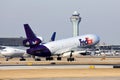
[23, 24, 100, 61]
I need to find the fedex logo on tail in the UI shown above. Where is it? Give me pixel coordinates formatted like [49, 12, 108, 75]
[79, 37, 93, 47]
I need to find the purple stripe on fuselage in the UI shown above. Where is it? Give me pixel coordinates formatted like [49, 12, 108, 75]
[27, 45, 51, 57]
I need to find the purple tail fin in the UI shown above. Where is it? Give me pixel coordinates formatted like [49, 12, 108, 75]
[23, 24, 41, 47]
[24, 24, 37, 39]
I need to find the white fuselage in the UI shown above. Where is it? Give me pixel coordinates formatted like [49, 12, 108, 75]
[44, 34, 100, 55]
[0, 46, 27, 58]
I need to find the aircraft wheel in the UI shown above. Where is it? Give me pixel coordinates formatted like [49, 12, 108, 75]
[6, 58, 9, 61]
[35, 58, 41, 61]
[46, 57, 49, 61]
[46, 57, 53, 61]
[20, 58, 26, 61]
[50, 57, 53, 60]
[67, 58, 74, 61]
[71, 58, 74, 61]
[67, 58, 70, 61]
[57, 57, 61, 60]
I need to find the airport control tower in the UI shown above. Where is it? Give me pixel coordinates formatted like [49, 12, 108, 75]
[70, 11, 81, 37]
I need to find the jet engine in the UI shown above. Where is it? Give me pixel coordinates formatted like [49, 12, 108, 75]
[23, 38, 41, 47]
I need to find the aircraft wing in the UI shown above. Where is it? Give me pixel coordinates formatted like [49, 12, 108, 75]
[54, 46, 92, 57]
[54, 47, 74, 55]
[54, 46, 82, 55]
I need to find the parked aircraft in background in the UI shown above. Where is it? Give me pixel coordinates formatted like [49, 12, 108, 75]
[23, 24, 100, 61]
[0, 46, 29, 61]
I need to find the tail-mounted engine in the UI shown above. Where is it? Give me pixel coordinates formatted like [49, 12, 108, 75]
[23, 38, 41, 47]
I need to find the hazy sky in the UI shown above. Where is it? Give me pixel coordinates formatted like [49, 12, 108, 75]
[0, 0, 120, 45]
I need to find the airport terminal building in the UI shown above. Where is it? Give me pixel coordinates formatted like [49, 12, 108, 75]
[0, 37, 25, 46]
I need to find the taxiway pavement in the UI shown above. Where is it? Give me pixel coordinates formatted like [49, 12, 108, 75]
[0, 64, 115, 70]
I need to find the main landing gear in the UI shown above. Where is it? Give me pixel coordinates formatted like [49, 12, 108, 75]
[46, 56, 54, 61]
[67, 50, 75, 61]
[57, 54, 62, 60]
[35, 58, 41, 61]
[46, 55, 62, 61]
[20, 57, 26, 61]
[6, 57, 11, 61]
[32, 56, 41, 61]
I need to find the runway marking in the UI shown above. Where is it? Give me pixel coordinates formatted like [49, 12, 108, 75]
[0, 65, 114, 70]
